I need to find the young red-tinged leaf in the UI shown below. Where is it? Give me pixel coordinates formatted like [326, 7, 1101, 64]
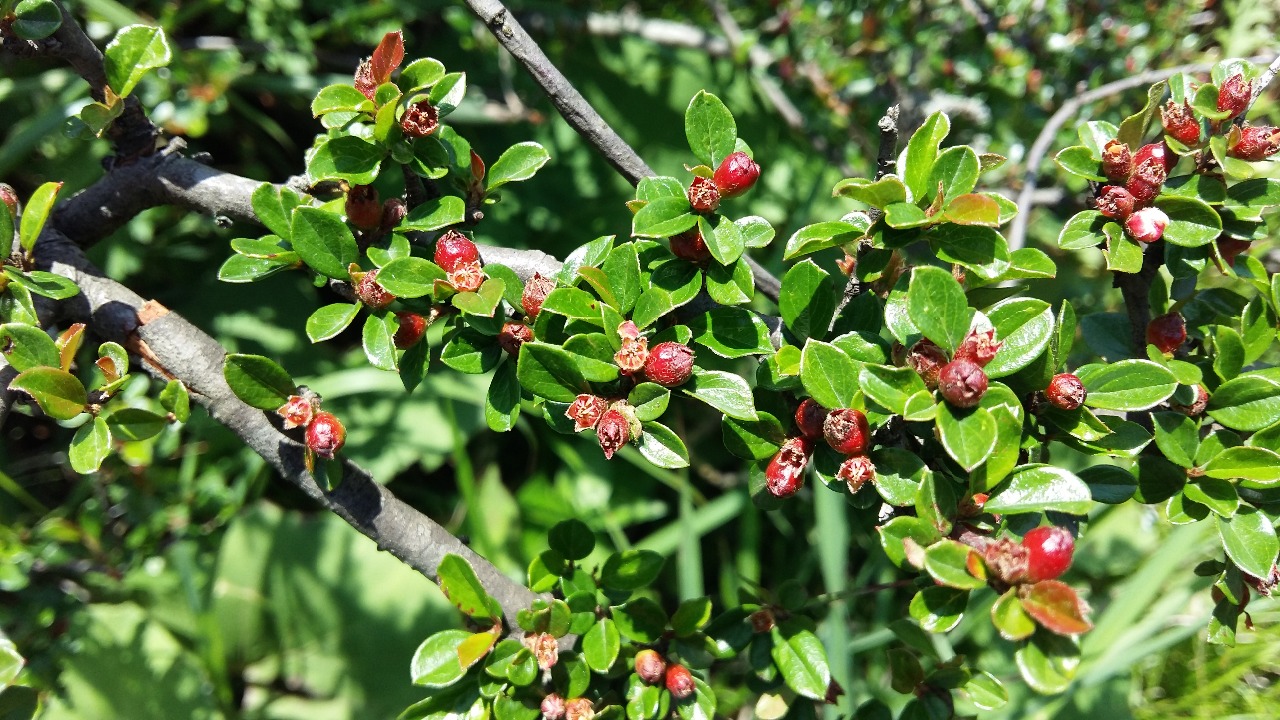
[10, 367, 87, 420]
[55, 323, 85, 373]
[1018, 581, 1093, 635]
[370, 31, 405, 86]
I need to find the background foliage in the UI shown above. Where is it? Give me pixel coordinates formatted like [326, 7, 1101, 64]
[3, 0, 1280, 718]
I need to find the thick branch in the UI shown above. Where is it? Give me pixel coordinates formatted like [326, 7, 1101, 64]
[1114, 242, 1164, 355]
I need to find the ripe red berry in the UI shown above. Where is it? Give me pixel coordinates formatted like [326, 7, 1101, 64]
[353, 269, 395, 310]
[823, 408, 870, 455]
[643, 342, 695, 387]
[566, 394, 608, 432]
[669, 227, 711, 264]
[1217, 73, 1252, 120]
[1228, 125, 1280, 161]
[522, 272, 557, 319]
[345, 184, 382, 230]
[393, 312, 427, 349]
[434, 230, 481, 272]
[634, 649, 666, 685]
[665, 664, 696, 700]
[765, 437, 811, 498]
[1217, 238, 1252, 268]
[1101, 140, 1133, 183]
[379, 198, 407, 234]
[276, 394, 315, 430]
[1128, 144, 1170, 196]
[837, 455, 875, 494]
[713, 151, 761, 198]
[687, 176, 721, 214]
[596, 408, 632, 459]
[1045, 373, 1087, 411]
[1095, 185, 1135, 220]
[401, 100, 439, 138]
[906, 338, 948, 390]
[1146, 311, 1187, 353]
[1021, 526, 1075, 583]
[306, 411, 346, 460]
[1124, 206, 1169, 244]
[1161, 101, 1201, 146]
[794, 398, 828, 440]
[954, 328, 1002, 367]
[1126, 178, 1160, 207]
[498, 321, 533, 356]
[541, 694, 566, 720]
[937, 359, 988, 409]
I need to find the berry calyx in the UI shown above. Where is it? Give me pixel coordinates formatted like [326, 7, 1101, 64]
[1045, 373, 1087, 411]
[276, 394, 315, 430]
[401, 100, 439, 138]
[434, 230, 481, 272]
[837, 455, 875, 494]
[1217, 73, 1252, 120]
[306, 411, 346, 460]
[596, 408, 632, 459]
[393, 312, 428, 349]
[1161, 101, 1201, 146]
[954, 328, 1002, 367]
[614, 321, 649, 374]
[379, 198, 407, 234]
[1021, 526, 1075, 583]
[1146, 311, 1187, 354]
[669, 227, 711, 264]
[643, 342, 695, 387]
[906, 338, 948, 390]
[522, 272, 557, 319]
[765, 437, 812, 498]
[447, 262, 486, 293]
[1172, 384, 1209, 416]
[564, 698, 595, 720]
[345, 184, 382, 230]
[1101, 140, 1133, 183]
[713, 151, 761, 198]
[1095, 185, 1135, 220]
[794, 398, 828, 440]
[687, 176, 721, 214]
[498, 321, 533, 356]
[566, 394, 608, 432]
[1124, 206, 1169, 244]
[541, 694, 566, 720]
[1227, 125, 1280, 161]
[522, 631, 559, 670]
[353, 268, 395, 309]
[665, 664, 696, 700]
[937, 359, 988, 409]
[634, 649, 666, 685]
[822, 408, 870, 455]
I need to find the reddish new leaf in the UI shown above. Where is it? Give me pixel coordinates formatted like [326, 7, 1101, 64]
[370, 31, 405, 86]
[1018, 580, 1093, 636]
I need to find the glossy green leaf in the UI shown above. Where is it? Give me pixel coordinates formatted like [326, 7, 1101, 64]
[1077, 360, 1177, 411]
[632, 197, 697, 238]
[1016, 632, 1080, 695]
[907, 266, 972, 353]
[104, 25, 172, 97]
[291, 206, 358, 279]
[601, 550, 665, 591]
[410, 629, 471, 687]
[903, 111, 951, 199]
[800, 340, 858, 409]
[687, 307, 773, 358]
[909, 586, 968, 633]
[779, 260, 836, 343]
[222, 353, 295, 410]
[923, 539, 986, 589]
[0, 323, 59, 371]
[583, 619, 621, 673]
[685, 91, 737, 167]
[17, 181, 61, 253]
[11, 0, 62, 40]
[306, 303, 360, 342]
[1203, 446, 1280, 484]
[984, 465, 1091, 515]
[11, 367, 86, 420]
[683, 369, 757, 421]
[1217, 509, 1279, 580]
[936, 404, 996, 472]
[376, 257, 445, 298]
[985, 298, 1053, 377]
[68, 416, 110, 474]
[487, 142, 550, 191]
[1154, 195, 1222, 247]
[770, 622, 831, 700]
[1208, 375, 1280, 431]
[105, 407, 166, 442]
[783, 220, 866, 260]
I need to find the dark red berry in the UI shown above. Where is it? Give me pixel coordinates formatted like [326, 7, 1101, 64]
[1101, 140, 1133, 183]
[1228, 125, 1280, 161]
[687, 176, 721, 214]
[765, 437, 811, 498]
[541, 694, 566, 720]
[401, 100, 439, 138]
[1172, 384, 1209, 416]
[498, 321, 533, 357]
[1126, 178, 1161, 207]
[0, 183, 18, 218]
[794, 398, 828, 440]
[643, 342, 695, 387]
[434, 230, 481, 272]
[1146, 311, 1187, 353]
[276, 394, 315, 430]
[1045, 373, 1087, 411]
[937, 359, 988, 409]
[634, 649, 666, 685]
[665, 664, 696, 700]
[1021, 526, 1075, 583]
[1161, 101, 1201, 145]
[1124, 207, 1169, 244]
[822, 408, 870, 455]
[354, 269, 395, 310]
[1217, 73, 1252, 120]
[837, 455, 875, 494]
[306, 411, 346, 460]
[906, 338, 948, 390]
[713, 151, 761, 198]
[393, 312, 428, 349]
[346, 184, 382, 230]
[669, 227, 711, 264]
[596, 408, 632, 459]
[1095, 185, 1135, 220]
[521, 272, 556, 319]
[954, 328, 1002, 367]
[1128, 143, 1169, 196]
[566, 394, 608, 432]
[379, 198, 407, 234]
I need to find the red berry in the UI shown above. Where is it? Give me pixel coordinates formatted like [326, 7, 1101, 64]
[1126, 178, 1160, 207]
[1045, 373, 1087, 411]
[906, 338, 948, 390]
[837, 455, 875, 494]
[1217, 238, 1252, 268]
[306, 411, 346, 460]
[937, 359, 988, 409]
[794, 398, 828, 440]
[1095, 185, 1135, 220]
[566, 394, 608, 432]
[1129, 143, 1170, 190]
[713, 151, 761, 198]
[643, 342, 695, 387]
[954, 328, 1002, 367]
[394, 312, 428, 349]
[665, 664, 696, 700]
[1124, 206, 1169, 244]
[765, 437, 811, 498]
[345, 184, 382, 230]
[434, 230, 481, 272]
[1101, 140, 1133, 183]
[687, 176, 721, 214]
[522, 272, 557, 319]
[541, 694, 566, 720]
[634, 649, 666, 685]
[822, 408, 870, 455]
[669, 227, 711, 264]
[1021, 526, 1075, 583]
[1228, 125, 1280, 161]
[401, 100, 439, 138]
[354, 269, 395, 310]
[379, 198, 407, 235]
[1217, 73, 1252, 120]
[1161, 101, 1201, 145]
[596, 408, 632, 459]
[276, 394, 315, 430]
[1146, 311, 1187, 353]
[498, 321, 533, 357]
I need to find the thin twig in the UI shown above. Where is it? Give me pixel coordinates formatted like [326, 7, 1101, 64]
[1242, 53, 1280, 122]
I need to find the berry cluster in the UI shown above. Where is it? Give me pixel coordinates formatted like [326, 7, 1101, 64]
[907, 328, 1003, 410]
[277, 393, 347, 465]
[434, 230, 486, 293]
